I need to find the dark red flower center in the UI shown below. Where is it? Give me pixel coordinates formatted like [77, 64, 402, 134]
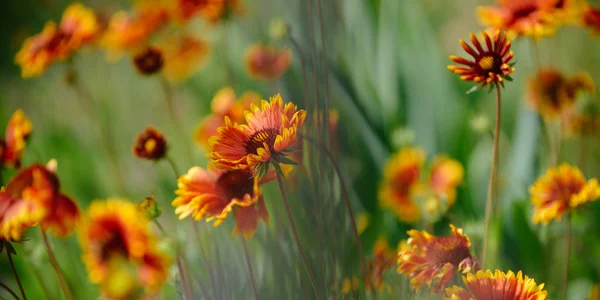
[426, 236, 472, 266]
[100, 230, 129, 261]
[245, 128, 279, 155]
[513, 5, 538, 19]
[391, 165, 420, 203]
[216, 170, 254, 200]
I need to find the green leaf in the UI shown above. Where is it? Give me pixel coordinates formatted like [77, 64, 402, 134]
[275, 155, 298, 165]
[271, 160, 284, 177]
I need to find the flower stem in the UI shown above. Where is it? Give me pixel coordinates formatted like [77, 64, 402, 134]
[241, 238, 259, 300]
[191, 222, 220, 300]
[289, 36, 310, 111]
[160, 78, 194, 164]
[275, 171, 322, 300]
[481, 83, 502, 268]
[0, 280, 20, 300]
[166, 156, 181, 179]
[563, 211, 572, 298]
[40, 229, 73, 300]
[6, 244, 27, 300]
[176, 254, 193, 300]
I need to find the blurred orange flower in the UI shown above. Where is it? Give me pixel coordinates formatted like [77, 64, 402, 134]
[172, 166, 275, 238]
[448, 31, 515, 88]
[530, 164, 600, 224]
[133, 46, 164, 75]
[1, 109, 33, 168]
[379, 147, 424, 223]
[478, 0, 560, 39]
[161, 35, 209, 83]
[560, 108, 600, 137]
[101, 5, 168, 57]
[245, 44, 292, 81]
[526, 68, 595, 119]
[132, 127, 168, 161]
[427, 155, 464, 208]
[171, 0, 243, 23]
[15, 3, 100, 78]
[80, 199, 170, 299]
[365, 238, 397, 293]
[583, 5, 600, 36]
[444, 269, 547, 300]
[398, 224, 479, 293]
[195, 87, 260, 150]
[209, 94, 306, 173]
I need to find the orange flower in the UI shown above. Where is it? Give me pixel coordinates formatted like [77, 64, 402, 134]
[526, 68, 595, 119]
[171, 0, 243, 23]
[478, 0, 560, 39]
[133, 47, 164, 75]
[427, 156, 464, 207]
[79, 199, 171, 298]
[444, 270, 547, 300]
[245, 44, 292, 81]
[560, 108, 600, 137]
[398, 224, 479, 293]
[583, 6, 600, 36]
[530, 164, 600, 224]
[132, 127, 168, 161]
[365, 238, 397, 293]
[161, 35, 209, 83]
[378, 147, 424, 223]
[15, 3, 99, 78]
[1, 109, 33, 168]
[195, 87, 260, 149]
[172, 165, 277, 238]
[448, 31, 515, 88]
[101, 5, 168, 57]
[209, 94, 306, 172]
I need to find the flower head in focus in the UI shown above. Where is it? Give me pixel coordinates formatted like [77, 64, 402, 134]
[245, 44, 292, 81]
[79, 199, 171, 299]
[172, 165, 287, 238]
[15, 3, 99, 78]
[133, 127, 168, 161]
[448, 31, 515, 89]
[209, 94, 306, 175]
[195, 87, 260, 150]
[526, 68, 595, 119]
[530, 163, 600, 224]
[161, 35, 209, 83]
[398, 224, 479, 293]
[133, 46, 164, 75]
[478, 0, 561, 39]
[1, 109, 33, 168]
[444, 269, 547, 300]
[379, 147, 424, 223]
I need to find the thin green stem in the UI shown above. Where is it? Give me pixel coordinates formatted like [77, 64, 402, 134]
[160, 78, 194, 164]
[0, 281, 19, 300]
[166, 156, 181, 179]
[40, 229, 73, 300]
[563, 211, 572, 298]
[241, 238, 259, 300]
[481, 83, 501, 268]
[192, 221, 219, 300]
[6, 245, 27, 300]
[288, 36, 310, 111]
[155, 219, 193, 300]
[275, 171, 322, 300]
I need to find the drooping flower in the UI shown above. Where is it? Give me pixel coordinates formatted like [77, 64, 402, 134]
[444, 269, 547, 300]
[583, 5, 600, 36]
[133, 47, 164, 75]
[378, 147, 425, 223]
[245, 44, 292, 81]
[0, 163, 80, 240]
[208, 94, 306, 173]
[171, 0, 243, 23]
[15, 3, 100, 78]
[161, 35, 209, 83]
[132, 127, 168, 161]
[195, 87, 260, 150]
[398, 224, 479, 293]
[79, 199, 171, 299]
[101, 5, 168, 57]
[1, 109, 33, 168]
[172, 165, 283, 238]
[526, 68, 595, 119]
[478, 0, 561, 39]
[530, 163, 600, 224]
[448, 31, 515, 88]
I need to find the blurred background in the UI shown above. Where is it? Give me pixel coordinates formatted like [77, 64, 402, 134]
[1, 0, 600, 299]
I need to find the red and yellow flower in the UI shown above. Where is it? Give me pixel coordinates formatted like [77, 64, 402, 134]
[530, 163, 600, 224]
[171, 0, 243, 23]
[365, 238, 397, 293]
[398, 224, 479, 293]
[195, 87, 260, 149]
[161, 35, 209, 83]
[80, 199, 170, 299]
[478, 0, 561, 39]
[0, 164, 80, 240]
[1, 109, 33, 168]
[448, 31, 515, 88]
[15, 3, 100, 78]
[379, 147, 424, 223]
[172, 164, 289, 238]
[209, 94, 306, 172]
[444, 269, 547, 300]
[526, 68, 595, 119]
[132, 127, 168, 161]
[583, 5, 600, 36]
[427, 155, 464, 208]
[245, 44, 292, 81]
